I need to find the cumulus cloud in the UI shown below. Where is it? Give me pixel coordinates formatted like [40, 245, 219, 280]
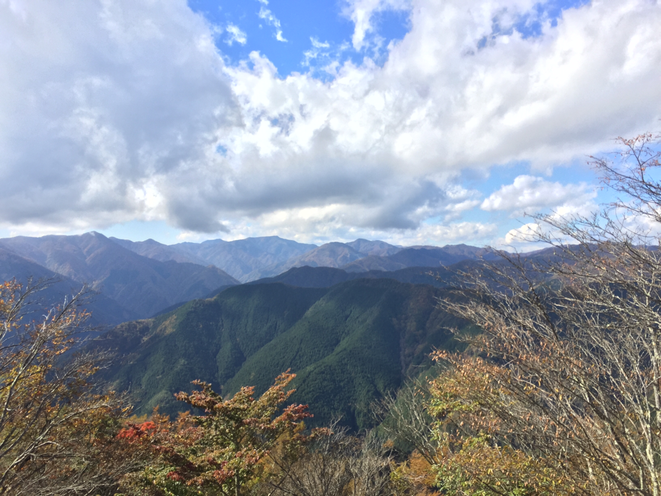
[481, 175, 597, 216]
[1, 0, 661, 244]
[442, 186, 482, 221]
[0, 0, 237, 233]
[224, 0, 661, 186]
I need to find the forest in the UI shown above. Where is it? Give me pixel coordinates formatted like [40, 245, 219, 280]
[1, 133, 660, 495]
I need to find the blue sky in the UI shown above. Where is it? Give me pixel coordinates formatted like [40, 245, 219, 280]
[187, 0, 411, 76]
[0, 0, 659, 248]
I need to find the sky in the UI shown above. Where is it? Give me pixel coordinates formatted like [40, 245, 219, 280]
[0, 0, 660, 249]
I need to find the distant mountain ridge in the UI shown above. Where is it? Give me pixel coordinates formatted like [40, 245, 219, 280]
[110, 236, 494, 283]
[0, 231, 503, 327]
[113, 236, 317, 282]
[0, 245, 134, 328]
[0, 233, 239, 321]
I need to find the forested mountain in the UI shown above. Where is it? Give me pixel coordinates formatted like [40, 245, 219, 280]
[88, 278, 468, 430]
[249, 265, 459, 288]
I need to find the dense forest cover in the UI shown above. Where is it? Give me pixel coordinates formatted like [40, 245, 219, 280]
[1, 133, 660, 495]
[88, 278, 466, 430]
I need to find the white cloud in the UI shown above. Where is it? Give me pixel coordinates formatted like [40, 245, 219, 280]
[225, 23, 247, 46]
[442, 185, 482, 221]
[394, 221, 498, 246]
[225, 0, 661, 184]
[0, 0, 237, 233]
[491, 222, 548, 252]
[203, 209, 497, 246]
[481, 175, 597, 216]
[257, 0, 287, 42]
[1, 0, 661, 244]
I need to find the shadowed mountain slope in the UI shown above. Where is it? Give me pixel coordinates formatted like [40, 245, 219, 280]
[341, 255, 407, 272]
[248, 265, 460, 289]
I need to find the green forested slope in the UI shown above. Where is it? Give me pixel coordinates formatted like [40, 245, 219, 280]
[93, 278, 466, 429]
[224, 279, 463, 428]
[95, 283, 327, 414]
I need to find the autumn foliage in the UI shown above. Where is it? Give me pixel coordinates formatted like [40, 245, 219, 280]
[118, 372, 312, 496]
[0, 279, 138, 495]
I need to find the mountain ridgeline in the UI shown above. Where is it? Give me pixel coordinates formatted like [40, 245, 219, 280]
[0, 232, 497, 328]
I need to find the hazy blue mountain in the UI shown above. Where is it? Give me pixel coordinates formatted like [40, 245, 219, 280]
[384, 246, 470, 267]
[0, 232, 238, 318]
[346, 239, 401, 257]
[337, 244, 497, 273]
[110, 238, 207, 265]
[246, 242, 365, 280]
[110, 236, 493, 282]
[437, 243, 499, 261]
[0, 245, 135, 328]
[171, 236, 317, 282]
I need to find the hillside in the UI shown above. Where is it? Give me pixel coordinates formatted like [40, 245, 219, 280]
[90, 278, 467, 430]
[90, 283, 327, 415]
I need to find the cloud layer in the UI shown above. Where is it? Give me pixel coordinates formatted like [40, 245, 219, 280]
[481, 175, 596, 217]
[1, 0, 660, 245]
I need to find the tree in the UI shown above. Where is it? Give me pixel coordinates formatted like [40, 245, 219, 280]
[130, 371, 312, 496]
[254, 420, 396, 496]
[375, 378, 442, 467]
[0, 278, 133, 495]
[429, 132, 661, 495]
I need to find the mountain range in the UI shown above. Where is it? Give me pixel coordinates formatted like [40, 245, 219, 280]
[0, 231, 515, 427]
[0, 232, 501, 327]
[0, 232, 238, 324]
